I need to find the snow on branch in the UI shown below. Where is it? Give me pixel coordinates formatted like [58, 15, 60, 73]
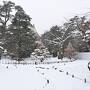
[44, 39, 59, 45]
[62, 23, 73, 38]
[49, 31, 62, 41]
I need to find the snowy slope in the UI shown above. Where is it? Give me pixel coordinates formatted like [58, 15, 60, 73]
[78, 52, 90, 60]
[0, 53, 90, 90]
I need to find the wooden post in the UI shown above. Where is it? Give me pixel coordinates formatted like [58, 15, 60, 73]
[84, 78, 86, 83]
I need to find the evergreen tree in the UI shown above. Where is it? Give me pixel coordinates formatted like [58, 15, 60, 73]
[5, 5, 37, 60]
[0, 1, 15, 56]
[0, 1, 15, 37]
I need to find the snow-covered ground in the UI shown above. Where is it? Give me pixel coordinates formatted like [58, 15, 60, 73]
[0, 53, 90, 90]
[78, 52, 90, 60]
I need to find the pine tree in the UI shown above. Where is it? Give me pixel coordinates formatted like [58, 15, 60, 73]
[4, 5, 37, 60]
[0, 1, 15, 57]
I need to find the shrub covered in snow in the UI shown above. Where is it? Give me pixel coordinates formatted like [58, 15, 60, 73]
[31, 44, 51, 62]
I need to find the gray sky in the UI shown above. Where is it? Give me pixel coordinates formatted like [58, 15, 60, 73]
[0, 0, 90, 35]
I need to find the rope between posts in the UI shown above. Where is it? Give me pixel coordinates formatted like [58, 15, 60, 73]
[0, 59, 72, 65]
[36, 67, 56, 89]
[1, 60, 90, 83]
[36, 66, 90, 84]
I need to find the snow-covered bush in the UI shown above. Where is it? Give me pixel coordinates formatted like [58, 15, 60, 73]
[31, 41, 51, 62]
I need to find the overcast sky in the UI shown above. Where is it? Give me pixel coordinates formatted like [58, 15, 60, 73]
[0, 0, 90, 35]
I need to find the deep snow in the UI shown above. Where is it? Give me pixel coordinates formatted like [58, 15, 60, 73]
[0, 53, 90, 90]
